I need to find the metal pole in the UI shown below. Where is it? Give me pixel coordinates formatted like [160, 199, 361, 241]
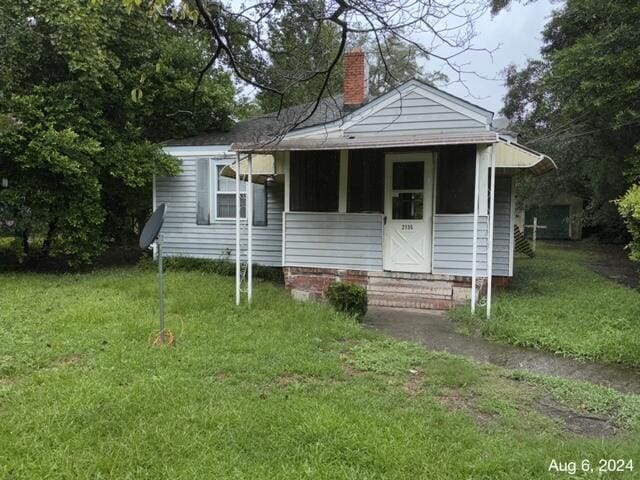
[247, 154, 253, 305]
[235, 153, 241, 306]
[158, 234, 164, 343]
[486, 146, 496, 319]
[532, 217, 538, 252]
[471, 149, 480, 314]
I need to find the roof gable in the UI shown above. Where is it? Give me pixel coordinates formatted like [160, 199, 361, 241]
[164, 78, 495, 147]
[286, 79, 493, 139]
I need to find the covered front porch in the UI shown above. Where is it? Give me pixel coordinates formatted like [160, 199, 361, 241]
[230, 131, 554, 314]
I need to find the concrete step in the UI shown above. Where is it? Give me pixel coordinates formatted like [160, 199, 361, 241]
[368, 293, 454, 310]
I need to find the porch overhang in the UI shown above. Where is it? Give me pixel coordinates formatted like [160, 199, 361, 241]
[231, 131, 499, 153]
[230, 132, 555, 176]
[495, 138, 556, 176]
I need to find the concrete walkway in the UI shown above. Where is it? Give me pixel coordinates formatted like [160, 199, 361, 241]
[365, 307, 640, 394]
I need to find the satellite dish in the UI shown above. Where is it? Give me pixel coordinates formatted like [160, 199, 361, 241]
[140, 203, 171, 345]
[140, 203, 166, 249]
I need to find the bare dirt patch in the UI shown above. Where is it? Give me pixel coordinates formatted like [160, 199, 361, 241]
[50, 354, 84, 368]
[435, 388, 497, 425]
[404, 370, 424, 396]
[534, 395, 618, 438]
[0, 377, 17, 389]
[273, 373, 309, 387]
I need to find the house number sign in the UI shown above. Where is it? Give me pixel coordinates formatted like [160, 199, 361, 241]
[401, 224, 414, 231]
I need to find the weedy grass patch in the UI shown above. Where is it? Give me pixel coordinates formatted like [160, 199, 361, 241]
[1, 267, 639, 479]
[451, 243, 640, 367]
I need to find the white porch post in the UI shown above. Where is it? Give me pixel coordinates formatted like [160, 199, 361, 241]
[471, 149, 480, 313]
[486, 145, 497, 319]
[247, 154, 253, 305]
[282, 152, 290, 268]
[235, 152, 241, 306]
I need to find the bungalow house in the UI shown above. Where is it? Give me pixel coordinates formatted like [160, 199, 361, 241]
[158, 50, 555, 315]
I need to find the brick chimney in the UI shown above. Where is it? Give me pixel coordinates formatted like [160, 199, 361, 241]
[343, 48, 369, 108]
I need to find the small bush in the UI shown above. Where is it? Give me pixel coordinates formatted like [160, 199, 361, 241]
[326, 281, 368, 319]
[617, 184, 640, 262]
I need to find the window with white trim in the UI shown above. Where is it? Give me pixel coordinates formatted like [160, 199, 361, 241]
[195, 158, 268, 226]
[214, 161, 246, 220]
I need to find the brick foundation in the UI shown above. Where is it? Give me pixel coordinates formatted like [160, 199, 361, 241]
[283, 266, 511, 310]
[284, 267, 368, 301]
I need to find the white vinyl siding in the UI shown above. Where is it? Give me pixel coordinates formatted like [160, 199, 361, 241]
[433, 215, 488, 276]
[345, 91, 486, 137]
[156, 157, 283, 266]
[284, 212, 383, 270]
[432, 177, 513, 277]
[491, 177, 512, 276]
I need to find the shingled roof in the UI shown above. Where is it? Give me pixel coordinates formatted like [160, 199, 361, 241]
[164, 95, 350, 147]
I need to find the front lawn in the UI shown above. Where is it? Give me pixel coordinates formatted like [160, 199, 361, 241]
[1, 267, 639, 478]
[453, 243, 640, 367]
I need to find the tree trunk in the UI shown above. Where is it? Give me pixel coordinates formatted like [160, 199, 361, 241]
[41, 218, 57, 256]
[21, 230, 29, 255]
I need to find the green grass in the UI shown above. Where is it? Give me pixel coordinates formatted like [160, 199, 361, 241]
[452, 243, 640, 367]
[1, 268, 640, 478]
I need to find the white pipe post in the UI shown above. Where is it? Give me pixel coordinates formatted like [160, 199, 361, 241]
[235, 152, 241, 306]
[247, 154, 253, 305]
[486, 145, 497, 319]
[470, 149, 480, 314]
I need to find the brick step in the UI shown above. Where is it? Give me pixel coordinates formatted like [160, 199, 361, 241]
[367, 284, 452, 298]
[369, 273, 451, 286]
[368, 293, 454, 310]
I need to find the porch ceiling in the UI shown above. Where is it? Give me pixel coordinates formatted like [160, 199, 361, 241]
[231, 131, 499, 153]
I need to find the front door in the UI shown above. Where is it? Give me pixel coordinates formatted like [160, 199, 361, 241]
[383, 152, 434, 272]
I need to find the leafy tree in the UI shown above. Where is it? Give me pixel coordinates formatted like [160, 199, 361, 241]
[254, 1, 343, 113]
[352, 33, 448, 97]
[129, 0, 490, 130]
[501, 0, 640, 244]
[0, 0, 235, 264]
[253, 2, 447, 113]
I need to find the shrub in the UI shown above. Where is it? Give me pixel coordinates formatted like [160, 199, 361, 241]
[326, 281, 368, 319]
[617, 184, 640, 262]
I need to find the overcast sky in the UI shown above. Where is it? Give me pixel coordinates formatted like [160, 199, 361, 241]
[437, 0, 556, 115]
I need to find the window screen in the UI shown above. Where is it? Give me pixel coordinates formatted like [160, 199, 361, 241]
[436, 145, 476, 214]
[347, 150, 384, 213]
[252, 183, 268, 226]
[290, 151, 339, 212]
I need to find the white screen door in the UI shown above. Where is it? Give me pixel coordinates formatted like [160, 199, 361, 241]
[383, 152, 434, 272]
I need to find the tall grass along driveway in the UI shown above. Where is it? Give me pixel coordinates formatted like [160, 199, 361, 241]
[1, 268, 639, 478]
[453, 243, 640, 367]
